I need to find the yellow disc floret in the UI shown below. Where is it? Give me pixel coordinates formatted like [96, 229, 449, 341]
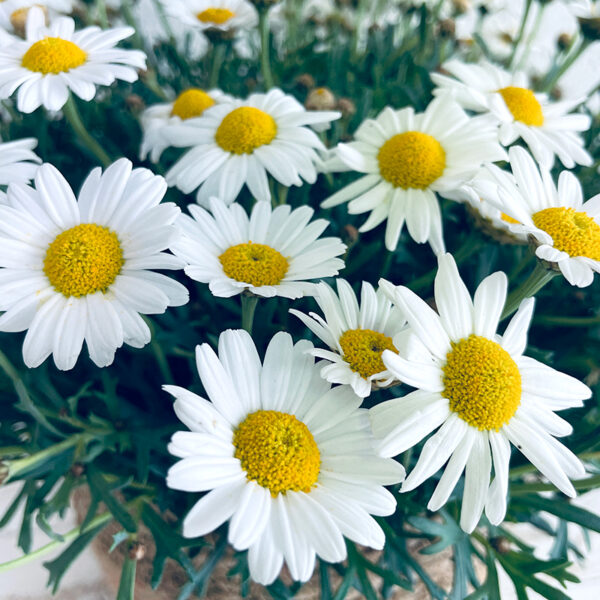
[233, 410, 321, 496]
[498, 87, 544, 127]
[44, 224, 124, 298]
[443, 334, 521, 431]
[532, 207, 600, 261]
[197, 8, 235, 24]
[22, 37, 87, 74]
[377, 131, 446, 189]
[339, 328, 397, 379]
[215, 107, 278, 154]
[171, 89, 215, 120]
[219, 242, 289, 286]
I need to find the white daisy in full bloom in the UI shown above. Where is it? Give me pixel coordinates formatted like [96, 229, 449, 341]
[321, 97, 506, 253]
[140, 88, 232, 163]
[486, 146, 600, 288]
[372, 253, 591, 533]
[164, 89, 341, 205]
[432, 60, 592, 169]
[0, 159, 189, 370]
[161, 0, 258, 33]
[170, 197, 346, 299]
[290, 279, 406, 398]
[166, 329, 405, 585]
[0, 0, 74, 35]
[0, 137, 41, 202]
[0, 7, 146, 113]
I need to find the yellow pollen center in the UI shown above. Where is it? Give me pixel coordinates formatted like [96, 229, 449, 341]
[44, 224, 124, 298]
[443, 334, 521, 431]
[197, 8, 235, 24]
[171, 89, 215, 120]
[219, 242, 289, 286]
[233, 410, 321, 496]
[22, 36, 87, 74]
[215, 107, 278, 154]
[498, 87, 544, 127]
[377, 131, 446, 189]
[339, 328, 397, 379]
[532, 207, 600, 261]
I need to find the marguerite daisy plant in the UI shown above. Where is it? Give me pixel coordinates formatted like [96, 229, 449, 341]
[432, 60, 592, 169]
[372, 253, 591, 533]
[166, 329, 405, 585]
[140, 88, 232, 163]
[0, 159, 188, 370]
[0, 137, 41, 201]
[486, 146, 600, 288]
[164, 88, 341, 205]
[162, 0, 258, 33]
[0, 6, 146, 113]
[290, 279, 406, 398]
[321, 97, 506, 253]
[170, 197, 346, 299]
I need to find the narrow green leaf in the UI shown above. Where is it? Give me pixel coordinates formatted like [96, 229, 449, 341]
[519, 495, 600, 533]
[116, 556, 137, 600]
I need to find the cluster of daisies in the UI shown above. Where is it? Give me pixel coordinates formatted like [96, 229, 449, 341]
[0, 0, 596, 590]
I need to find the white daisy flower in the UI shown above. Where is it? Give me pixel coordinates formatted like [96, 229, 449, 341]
[0, 7, 146, 113]
[0, 0, 74, 35]
[290, 279, 406, 398]
[373, 253, 591, 533]
[432, 60, 592, 169]
[0, 137, 42, 202]
[321, 97, 506, 253]
[164, 88, 341, 206]
[170, 197, 346, 299]
[161, 0, 258, 33]
[166, 329, 405, 585]
[486, 146, 600, 288]
[140, 88, 232, 163]
[0, 159, 189, 370]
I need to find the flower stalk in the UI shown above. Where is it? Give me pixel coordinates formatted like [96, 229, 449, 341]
[241, 294, 259, 334]
[259, 9, 275, 89]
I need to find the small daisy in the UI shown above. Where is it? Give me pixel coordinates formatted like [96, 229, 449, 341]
[321, 97, 506, 253]
[0, 159, 188, 370]
[432, 60, 592, 169]
[162, 0, 258, 33]
[290, 279, 406, 398]
[170, 197, 346, 299]
[140, 88, 232, 163]
[0, 7, 146, 113]
[166, 329, 405, 585]
[486, 146, 600, 288]
[0, 137, 42, 202]
[372, 253, 591, 533]
[0, 0, 74, 35]
[164, 88, 341, 205]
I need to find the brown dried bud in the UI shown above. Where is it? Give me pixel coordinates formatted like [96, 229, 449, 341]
[337, 98, 356, 118]
[305, 87, 336, 111]
[490, 536, 511, 554]
[452, 0, 471, 14]
[126, 94, 146, 112]
[438, 19, 456, 39]
[342, 225, 359, 246]
[128, 542, 146, 561]
[557, 33, 572, 51]
[11, 5, 48, 37]
[296, 74, 316, 90]
[70, 463, 85, 478]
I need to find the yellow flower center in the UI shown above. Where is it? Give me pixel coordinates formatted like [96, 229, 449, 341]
[339, 328, 397, 379]
[219, 242, 289, 286]
[197, 8, 235, 24]
[501, 212, 520, 224]
[532, 207, 600, 261]
[215, 107, 278, 154]
[497, 87, 544, 127]
[44, 224, 124, 298]
[443, 334, 521, 431]
[377, 131, 446, 189]
[233, 410, 321, 496]
[22, 36, 87, 74]
[170, 89, 215, 120]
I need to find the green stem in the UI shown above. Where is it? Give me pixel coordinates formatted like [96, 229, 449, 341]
[241, 294, 259, 334]
[209, 42, 227, 89]
[514, 2, 545, 72]
[542, 36, 590, 93]
[510, 473, 600, 496]
[143, 316, 174, 384]
[509, 0, 533, 68]
[534, 314, 600, 327]
[62, 95, 112, 167]
[510, 451, 600, 478]
[500, 261, 557, 321]
[259, 9, 274, 89]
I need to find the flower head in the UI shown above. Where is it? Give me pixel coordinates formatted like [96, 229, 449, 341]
[0, 159, 188, 370]
[162, 0, 258, 33]
[372, 253, 591, 532]
[166, 329, 405, 584]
